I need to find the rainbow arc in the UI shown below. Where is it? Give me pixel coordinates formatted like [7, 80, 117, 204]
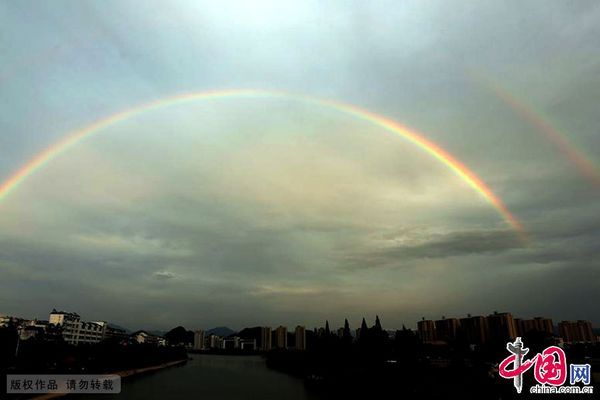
[0, 89, 527, 242]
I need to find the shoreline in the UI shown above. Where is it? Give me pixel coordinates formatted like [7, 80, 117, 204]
[113, 358, 187, 379]
[187, 350, 265, 356]
[29, 358, 187, 400]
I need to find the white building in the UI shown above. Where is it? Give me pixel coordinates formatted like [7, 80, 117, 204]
[49, 310, 107, 345]
[208, 334, 223, 349]
[131, 330, 162, 345]
[194, 330, 205, 350]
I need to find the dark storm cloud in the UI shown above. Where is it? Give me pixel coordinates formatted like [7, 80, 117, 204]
[386, 230, 522, 259]
[343, 229, 523, 270]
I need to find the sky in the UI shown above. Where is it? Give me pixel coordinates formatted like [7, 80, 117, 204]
[0, 0, 599, 332]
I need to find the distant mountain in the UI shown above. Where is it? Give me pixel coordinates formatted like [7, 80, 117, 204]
[207, 326, 236, 337]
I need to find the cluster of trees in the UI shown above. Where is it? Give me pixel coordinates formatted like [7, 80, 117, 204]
[300, 316, 421, 361]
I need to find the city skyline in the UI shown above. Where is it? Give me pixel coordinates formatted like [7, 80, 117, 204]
[2, 307, 598, 336]
[1, 1, 599, 329]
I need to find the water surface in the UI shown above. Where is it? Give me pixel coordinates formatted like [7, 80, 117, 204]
[75, 354, 320, 400]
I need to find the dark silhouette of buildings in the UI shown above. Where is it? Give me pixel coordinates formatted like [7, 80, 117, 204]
[417, 312, 570, 345]
[559, 320, 596, 343]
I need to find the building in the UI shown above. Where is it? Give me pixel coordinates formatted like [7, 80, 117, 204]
[223, 337, 240, 350]
[275, 326, 287, 349]
[49, 310, 107, 345]
[240, 339, 256, 351]
[515, 317, 553, 336]
[435, 317, 461, 342]
[18, 325, 42, 340]
[559, 321, 596, 343]
[49, 310, 81, 343]
[19, 320, 54, 341]
[0, 315, 24, 328]
[459, 315, 489, 345]
[295, 326, 306, 350]
[260, 327, 272, 351]
[194, 330, 205, 350]
[531, 317, 554, 335]
[417, 319, 436, 343]
[104, 324, 128, 340]
[208, 334, 223, 349]
[487, 312, 517, 342]
[131, 330, 162, 345]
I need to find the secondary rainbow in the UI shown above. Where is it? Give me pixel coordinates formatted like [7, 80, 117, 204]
[474, 76, 600, 188]
[0, 89, 527, 241]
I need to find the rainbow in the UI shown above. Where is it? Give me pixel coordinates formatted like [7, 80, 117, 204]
[475, 77, 600, 188]
[0, 88, 527, 241]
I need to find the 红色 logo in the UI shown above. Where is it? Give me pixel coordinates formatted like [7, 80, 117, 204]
[498, 337, 593, 395]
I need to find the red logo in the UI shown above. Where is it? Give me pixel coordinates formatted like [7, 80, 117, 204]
[499, 338, 567, 393]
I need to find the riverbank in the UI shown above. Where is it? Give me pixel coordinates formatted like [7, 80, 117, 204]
[30, 358, 187, 399]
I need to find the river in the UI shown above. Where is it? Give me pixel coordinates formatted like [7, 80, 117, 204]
[74, 354, 321, 400]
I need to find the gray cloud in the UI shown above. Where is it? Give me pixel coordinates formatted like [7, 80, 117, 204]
[346, 229, 523, 270]
[0, 0, 599, 330]
[152, 271, 177, 280]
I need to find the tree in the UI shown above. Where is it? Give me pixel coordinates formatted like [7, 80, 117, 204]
[374, 315, 383, 332]
[343, 319, 351, 339]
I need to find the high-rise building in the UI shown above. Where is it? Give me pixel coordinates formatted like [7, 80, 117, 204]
[295, 326, 306, 350]
[559, 321, 595, 343]
[487, 312, 517, 342]
[459, 315, 489, 344]
[435, 317, 460, 342]
[516, 317, 553, 336]
[417, 319, 436, 343]
[194, 329, 205, 350]
[532, 317, 554, 335]
[260, 327, 272, 351]
[275, 326, 287, 349]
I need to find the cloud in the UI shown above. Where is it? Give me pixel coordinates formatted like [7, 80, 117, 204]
[343, 228, 523, 270]
[0, 1, 599, 329]
[152, 271, 177, 280]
